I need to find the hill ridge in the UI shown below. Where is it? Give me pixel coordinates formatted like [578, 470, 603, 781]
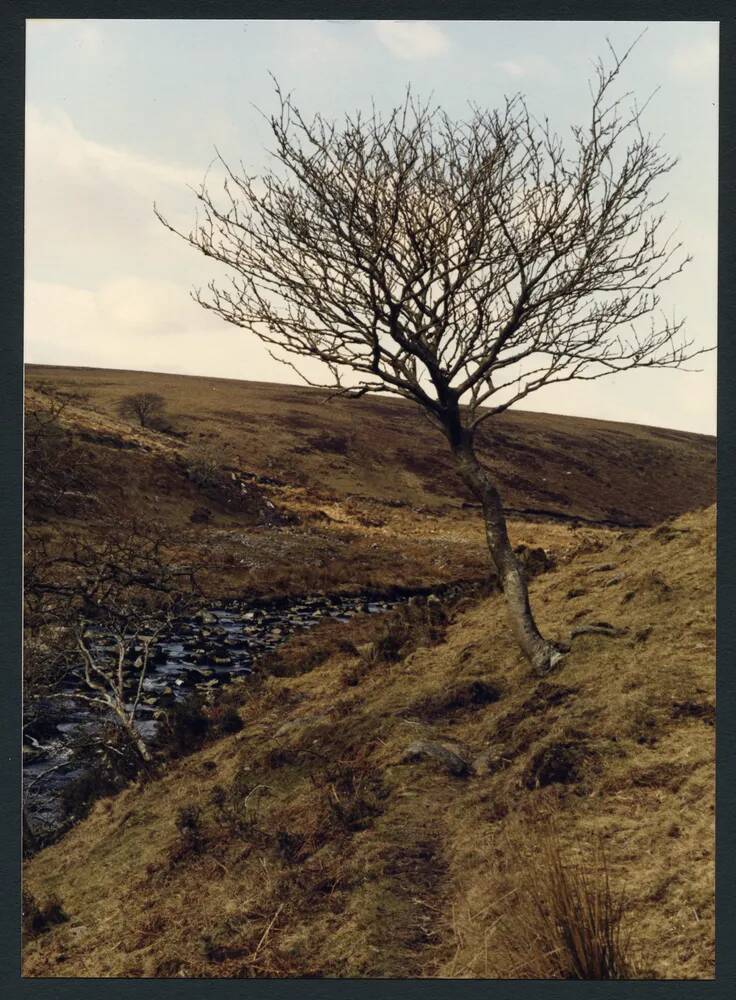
[25, 364, 716, 536]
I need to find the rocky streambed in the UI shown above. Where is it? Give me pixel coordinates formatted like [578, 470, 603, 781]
[23, 591, 410, 845]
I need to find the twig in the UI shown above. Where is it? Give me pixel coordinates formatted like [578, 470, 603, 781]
[251, 903, 284, 961]
[24, 759, 72, 793]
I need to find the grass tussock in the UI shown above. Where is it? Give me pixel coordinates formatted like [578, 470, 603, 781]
[492, 825, 636, 979]
[22, 890, 68, 942]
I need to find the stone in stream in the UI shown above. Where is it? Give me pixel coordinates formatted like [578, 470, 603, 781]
[179, 667, 210, 686]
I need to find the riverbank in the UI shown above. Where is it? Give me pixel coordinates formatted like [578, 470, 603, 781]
[23, 506, 715, 979]
[23, 590, 419, 846]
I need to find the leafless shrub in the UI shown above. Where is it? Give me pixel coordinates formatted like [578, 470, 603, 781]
[117, 392, 166, 429]
[24, 517, 198, 759]
[24, 391, 89, 518]
[154, 696, 211, 759]
[365, 596, 449, 665]
[183, 444, 222, 488]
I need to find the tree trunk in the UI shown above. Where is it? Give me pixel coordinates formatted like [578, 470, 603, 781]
[128, 726, 152, 764]
[113, 704, 152, 764]
[450, 430, 562, 673]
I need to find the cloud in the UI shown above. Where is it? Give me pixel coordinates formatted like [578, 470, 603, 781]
[25, 278, 238, 374]
[668, 37, 718, 80]
[23, 104, 334, 387]
[28, 19, 109, 61]
[25, 105, 206, 286]
[24, 108, 262, 380]
[497, 55, 558, 81]
[26, 104, 195, 198]
[24, 277, 330, 386]
[374, 21, 449, 60]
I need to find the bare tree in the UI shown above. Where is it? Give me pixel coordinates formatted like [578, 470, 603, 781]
[184, 443, 222, 488]
[24, 517, 198, 760]
[72, 609, 171, 763]
[157, 42, 707, 673]
[24, 388, 91, 518]
[118, 392, 166, 429]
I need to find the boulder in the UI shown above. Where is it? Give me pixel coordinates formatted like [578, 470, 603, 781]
[400, 740, 471, 778]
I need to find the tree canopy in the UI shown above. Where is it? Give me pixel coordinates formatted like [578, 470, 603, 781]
[157, 41, 704, 441]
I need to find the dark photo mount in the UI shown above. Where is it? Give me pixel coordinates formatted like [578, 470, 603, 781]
[2, 2, 734, 998]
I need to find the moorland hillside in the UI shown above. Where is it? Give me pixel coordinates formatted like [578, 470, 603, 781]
[23, 505, 715, 978]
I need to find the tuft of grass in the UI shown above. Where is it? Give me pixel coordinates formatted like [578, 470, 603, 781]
[22, 890, 68, 941]
[362, 596, 450, 667]
[493, 828, 636, 979]
[155, 697, 211, 758]
[168, 804, 206, 863]
[309, 753, 388, 834]
[208, 705, 244, 736]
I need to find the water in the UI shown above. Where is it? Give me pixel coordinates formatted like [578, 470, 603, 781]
[23, 591, 404, 843]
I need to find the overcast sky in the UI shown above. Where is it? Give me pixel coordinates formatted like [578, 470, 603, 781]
[25, 19, 718, 433]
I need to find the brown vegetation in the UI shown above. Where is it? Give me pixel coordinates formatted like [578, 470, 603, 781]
[25, 364, 714, 528]
[23, 506, 715, 979]
[490, 826, 636, 979]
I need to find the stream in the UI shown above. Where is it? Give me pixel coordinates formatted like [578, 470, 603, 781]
[23, 591, 407, 844]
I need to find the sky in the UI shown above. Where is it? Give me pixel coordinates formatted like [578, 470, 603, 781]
[25, 19, 718, 433]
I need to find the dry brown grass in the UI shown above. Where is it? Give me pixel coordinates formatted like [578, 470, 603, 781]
[23, 364, 715, 979]
[26, 363, 715, 526]
[490, 824, 636, 979]
[22, 505, 714, 979]
[24, 364, 716, 610]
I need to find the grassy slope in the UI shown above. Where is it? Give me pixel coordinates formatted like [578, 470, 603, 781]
[27, 364, 715, 526]
[23, 507, 715, 979]
[25, 363, 716, 601]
